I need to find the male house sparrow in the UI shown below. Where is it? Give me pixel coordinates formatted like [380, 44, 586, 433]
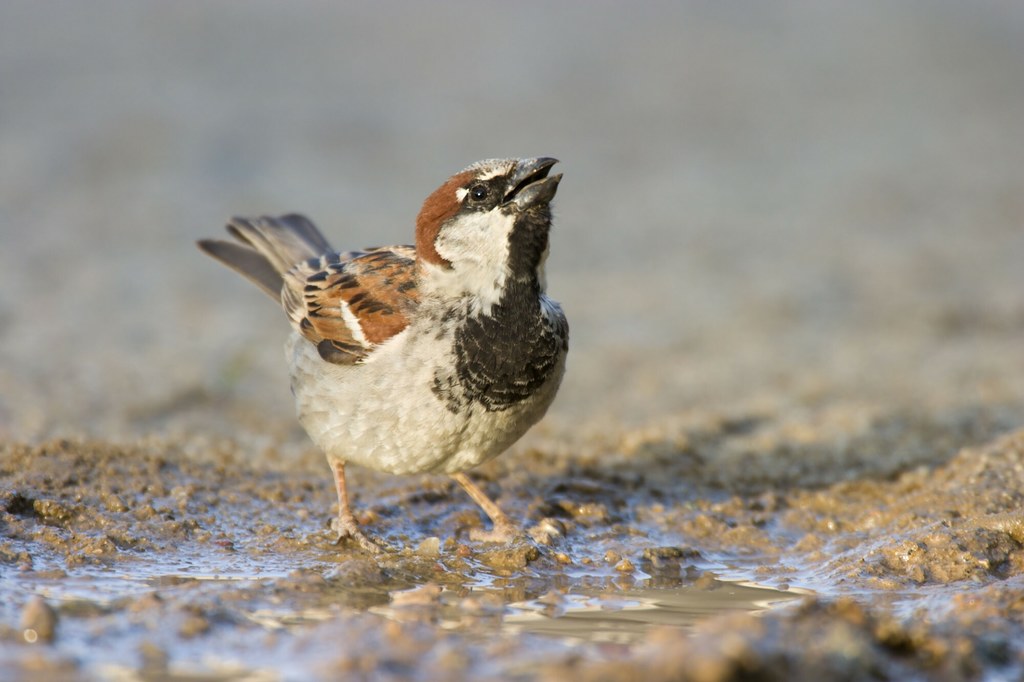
[198, 158, 567, 551]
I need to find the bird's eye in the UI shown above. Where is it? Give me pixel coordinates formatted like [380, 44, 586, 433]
[469, 184, 489, 202]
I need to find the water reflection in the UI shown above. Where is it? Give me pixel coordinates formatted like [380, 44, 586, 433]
[504, 580, 805, 644]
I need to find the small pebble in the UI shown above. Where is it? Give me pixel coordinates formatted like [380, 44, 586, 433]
[614, 558, 635, 573]
[642, 546, 700, 562]
[20, 597, 57, 643]
[391, 583, 442, 607]
[537, 590, 565, 607]
[528, 518, 566, 545]
[178, 614, 210, 638]
[138, 641, 169, 675]
[416, 536, 441, 557]
[102, 493, 128, 513]
[694, 572, 719, 590]
[478, 544, 540, 570]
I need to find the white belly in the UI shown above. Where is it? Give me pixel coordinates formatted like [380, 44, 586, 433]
[285, 328, 565, 475]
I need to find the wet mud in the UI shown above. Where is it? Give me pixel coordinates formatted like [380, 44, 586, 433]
[3, 418, 1024, 679]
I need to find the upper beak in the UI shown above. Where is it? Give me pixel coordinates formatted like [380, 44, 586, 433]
[504, 157, 562, 209]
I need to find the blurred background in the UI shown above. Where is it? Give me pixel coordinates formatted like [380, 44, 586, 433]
[1, 1, 1022, 450]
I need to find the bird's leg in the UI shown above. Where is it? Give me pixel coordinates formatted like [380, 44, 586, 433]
[329, 460, 383, 553]
[452, 472, 520, 543]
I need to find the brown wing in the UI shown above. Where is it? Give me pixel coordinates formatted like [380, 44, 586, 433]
[282, 245, 419, 364]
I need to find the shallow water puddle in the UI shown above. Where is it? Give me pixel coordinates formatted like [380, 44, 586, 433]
[3, 520, 811, 679]
[501, 580, 805, 644]
[9, 545, 806, 632]
[8, 548, 302, 608]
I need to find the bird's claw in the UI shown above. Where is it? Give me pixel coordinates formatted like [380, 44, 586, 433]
[331, 517, 386, 554]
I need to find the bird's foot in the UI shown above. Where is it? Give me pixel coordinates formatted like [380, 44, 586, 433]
[330, 517, 387, 554]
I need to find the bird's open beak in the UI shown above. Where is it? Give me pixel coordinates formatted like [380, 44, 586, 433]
[504, 157, 561, 209]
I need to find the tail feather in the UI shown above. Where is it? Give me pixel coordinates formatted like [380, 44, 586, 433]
[196, 238, 283, 298]
[197, 214, 333, 300]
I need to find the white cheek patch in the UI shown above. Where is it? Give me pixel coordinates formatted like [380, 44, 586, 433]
[455, 187, 468, 202]
[430, 209, 516, 311]
[434, 210, 515, 266]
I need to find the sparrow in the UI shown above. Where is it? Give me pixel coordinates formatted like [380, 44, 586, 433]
[198, 158, 568, 552]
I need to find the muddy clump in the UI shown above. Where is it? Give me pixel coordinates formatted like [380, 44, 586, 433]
[3, 425, 1024, 678]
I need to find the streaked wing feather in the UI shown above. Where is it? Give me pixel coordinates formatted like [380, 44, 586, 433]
[283, 246, 419, 364]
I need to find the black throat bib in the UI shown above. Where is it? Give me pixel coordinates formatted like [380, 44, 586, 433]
[435, 278, 567, 413]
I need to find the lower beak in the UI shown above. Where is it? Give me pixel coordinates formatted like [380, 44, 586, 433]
[506, 157, 561, 209]
[510, 172, 562, 209]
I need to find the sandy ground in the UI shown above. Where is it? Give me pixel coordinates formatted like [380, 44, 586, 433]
[2, 1, 1024, 679]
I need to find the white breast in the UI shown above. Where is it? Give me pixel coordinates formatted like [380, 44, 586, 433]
[284, 318, 565, 475]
